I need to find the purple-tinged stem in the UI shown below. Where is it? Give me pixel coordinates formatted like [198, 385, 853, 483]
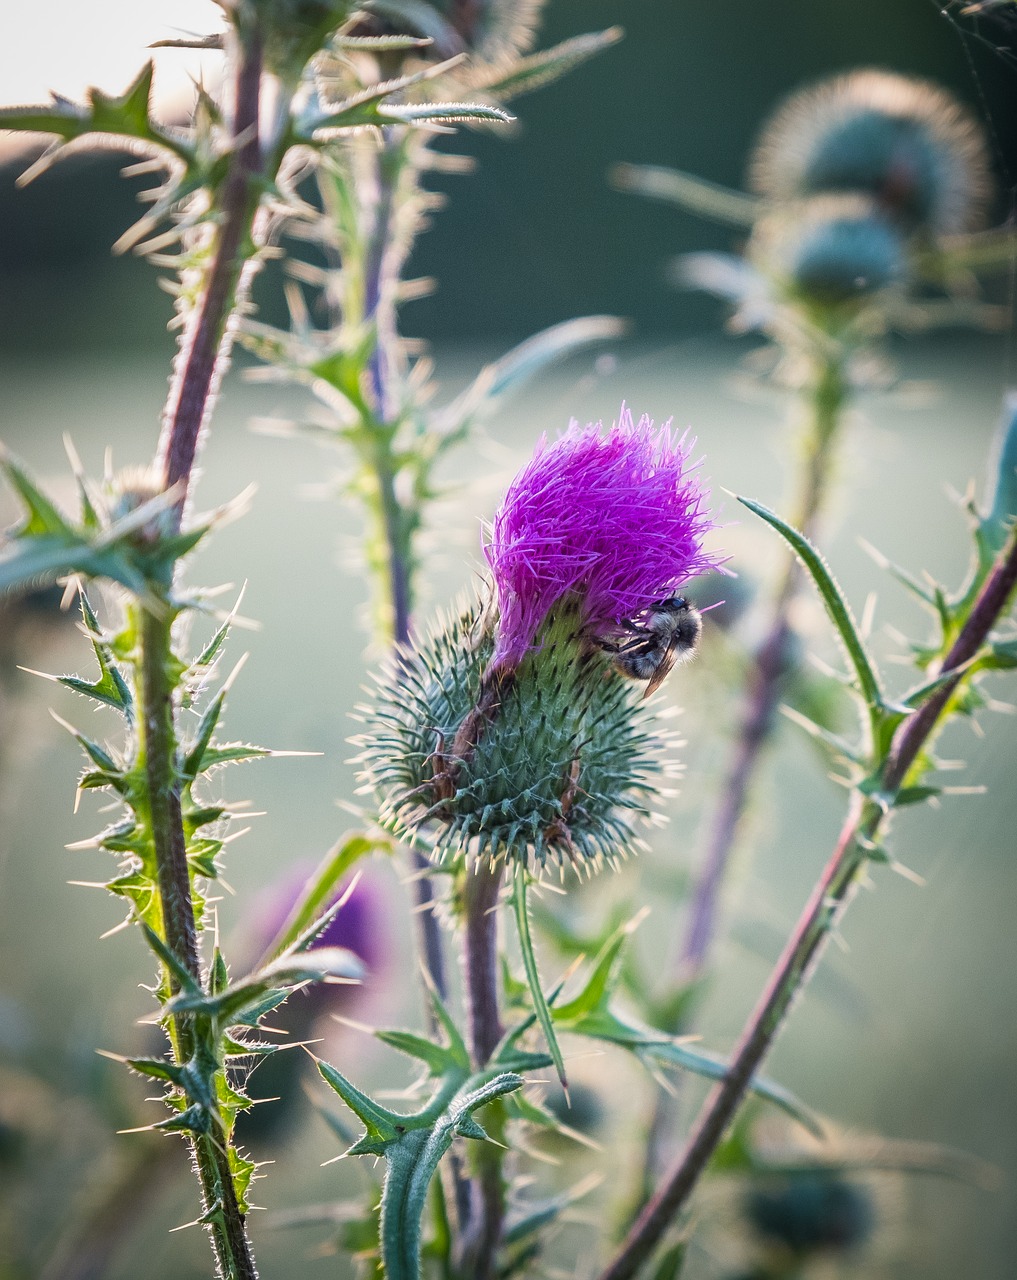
[637, 357, 846, 1199]
[157, 26, 264, 520]
[143, 29, 266, 1280]
[457, 862, 505, 1280]
[599, 528, 1017, 1280]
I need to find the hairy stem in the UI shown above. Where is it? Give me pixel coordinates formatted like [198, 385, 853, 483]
[137, 606, 258, 1280]
[157, 25, 264, 518]
[457, 863, 505, 1280]
[599, 528, 1017, 1280]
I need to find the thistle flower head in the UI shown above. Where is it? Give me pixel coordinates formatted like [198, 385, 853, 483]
[484, 405, 719, 671]
[750, 70, 992, 236]
[357, 407, 720, 873]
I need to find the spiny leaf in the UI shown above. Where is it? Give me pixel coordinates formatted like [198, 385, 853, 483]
[512, 864, 568, 1093]
[59, 593, 133, 718]
[0, 62, 190, 173]
[262, 831, 387, 961]
[478, 27, 623, 101]
[1, 453, 76, 537]
[167, 948, 364, 1024]
[738, 496, 883, 712]
[375, 1028, 468, 1076]
[316, 1060, 402, 1152]
[379, 1073, 523, 1280]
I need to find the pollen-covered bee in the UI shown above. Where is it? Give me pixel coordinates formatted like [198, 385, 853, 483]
[599, 595, 702, 696]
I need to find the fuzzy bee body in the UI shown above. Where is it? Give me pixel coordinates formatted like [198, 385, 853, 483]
[600, 595, 702, 696]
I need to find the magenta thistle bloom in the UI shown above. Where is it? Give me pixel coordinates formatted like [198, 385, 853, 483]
[484, 405, 720, 670]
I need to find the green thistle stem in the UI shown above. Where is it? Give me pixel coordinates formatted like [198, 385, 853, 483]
[599, 526, 1017, 1280]
[136, 604, 258, 1280]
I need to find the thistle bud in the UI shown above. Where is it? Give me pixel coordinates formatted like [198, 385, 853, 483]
[358, 407, 721, 872]
[745, 1173, 874, 1256]
[750, 70, 992, 237]
[750, 195, 907, 312]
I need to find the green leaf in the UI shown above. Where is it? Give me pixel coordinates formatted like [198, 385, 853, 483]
[550, 919, 820, 1133]
[0, 62, 190, 172]
[738, 496, 884, 712]
[432, 315, 626, 439]
[379, 1073, 523, 1280]
[1, 452, 76, 537]
[512, 864, 568, 1092]
[262, 831, 386, 961]
[317, 1059, 403, 1153]
[611, 162, 761, 227]
[375, 1028, 469, 1077]
[649, 1241, 688, 1280]
[380, 102, 514, 126]
[167, 948, 364, 1025]
[478, 27, 624, 100]
[58, 593, 134, 719]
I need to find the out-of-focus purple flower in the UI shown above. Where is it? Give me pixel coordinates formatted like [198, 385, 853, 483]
[484, 404, 720, 671]
[242, 866, 385, 1015]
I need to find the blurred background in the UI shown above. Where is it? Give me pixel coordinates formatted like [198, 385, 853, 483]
[1, 1, 1016, 1277]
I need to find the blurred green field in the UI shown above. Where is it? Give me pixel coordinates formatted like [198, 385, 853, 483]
[1, 330, 1015, 1278]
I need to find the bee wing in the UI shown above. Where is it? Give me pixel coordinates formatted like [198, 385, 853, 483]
[642, 639, 681, 697]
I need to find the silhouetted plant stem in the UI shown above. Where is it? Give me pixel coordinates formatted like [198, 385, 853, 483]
[600, 527, 1017, 1280]
[137, 605, 258, 1280]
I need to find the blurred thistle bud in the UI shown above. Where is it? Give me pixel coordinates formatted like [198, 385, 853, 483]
[745, 1172, 874, 1257]
[243, 866, 384, 1018]
[750, 195, 907, 313]
[107, 467, 176, 547]
[357, 406, 721, 872]
[750, 69, 992, 237]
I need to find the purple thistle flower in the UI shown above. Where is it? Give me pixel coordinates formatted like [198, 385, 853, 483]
[484, 404, 720, 670]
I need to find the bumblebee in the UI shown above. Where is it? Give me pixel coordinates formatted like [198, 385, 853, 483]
[599, 595, 702, 696]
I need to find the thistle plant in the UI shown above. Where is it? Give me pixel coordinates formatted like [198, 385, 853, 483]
[614, 68, 1011, 1025]
[2, 7, 1016, 1280]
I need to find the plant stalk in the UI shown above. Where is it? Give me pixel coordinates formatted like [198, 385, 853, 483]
[157, 25, 264, 519]
[356, 129, 450, 1005]
[599, 527, 1017, 1280]
[681, 354, 847, 984]
[137, 605, 258, 1280]
[637, 354, 847, 1200]
[457, 862, 506, 1280]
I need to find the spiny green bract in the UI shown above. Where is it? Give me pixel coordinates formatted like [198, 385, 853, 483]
[356, 598, 676, 871]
